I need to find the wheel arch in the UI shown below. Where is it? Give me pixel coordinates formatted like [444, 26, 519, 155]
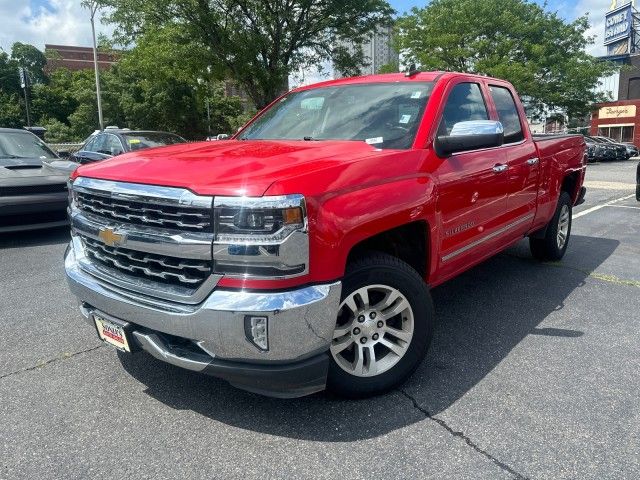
[345, 221, 431, 280]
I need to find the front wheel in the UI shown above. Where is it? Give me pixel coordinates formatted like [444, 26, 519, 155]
[530, 191, 573, 261]
[327, 253, 434, 398]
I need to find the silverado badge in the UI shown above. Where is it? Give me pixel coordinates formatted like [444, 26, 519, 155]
[98, 228, 126, 247]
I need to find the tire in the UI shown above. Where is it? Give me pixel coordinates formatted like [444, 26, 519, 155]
[529, 191, 572, 261]
[326, 252, 434, 398]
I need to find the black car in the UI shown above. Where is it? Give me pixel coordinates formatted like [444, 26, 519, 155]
[0, 128, 77, 232]
[584, 136, 608, 163]
[585, 136, 617, 161]
[592, 136, 631, 160]
[72, 128, 186, 164]
[623, 142, 639, 158]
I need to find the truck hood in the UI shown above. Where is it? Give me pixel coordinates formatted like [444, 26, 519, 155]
[73, 139, 387, 196]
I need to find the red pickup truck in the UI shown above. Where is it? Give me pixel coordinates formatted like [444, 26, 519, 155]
[65, 72, 586, 398]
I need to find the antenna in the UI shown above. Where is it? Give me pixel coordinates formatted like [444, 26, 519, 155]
[405, 63, 420, 77]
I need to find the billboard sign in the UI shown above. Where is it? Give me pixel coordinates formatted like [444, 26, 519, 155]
[604, 4, 633, 46]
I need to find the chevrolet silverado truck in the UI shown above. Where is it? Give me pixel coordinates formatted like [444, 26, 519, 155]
[64, 72, 586, 398]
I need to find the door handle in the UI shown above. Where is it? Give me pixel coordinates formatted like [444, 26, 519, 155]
[526, 157, 539, 166]
[492, 164, 508, 173]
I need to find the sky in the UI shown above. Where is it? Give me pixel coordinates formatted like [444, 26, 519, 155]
[0, 0, 614, 58]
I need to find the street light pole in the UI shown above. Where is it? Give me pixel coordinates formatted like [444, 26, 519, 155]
[18, 67, 31, 127]
[85, 1, 104, 130]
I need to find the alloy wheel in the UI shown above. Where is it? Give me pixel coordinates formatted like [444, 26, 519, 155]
[557, 204, 570, 249]
[330, 284, 414, 377]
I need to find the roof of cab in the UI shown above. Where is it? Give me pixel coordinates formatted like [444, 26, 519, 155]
[294, 72, 504, 91]
[292, 71, 511, 92]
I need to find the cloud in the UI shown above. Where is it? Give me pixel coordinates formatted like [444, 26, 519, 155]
[0, 0, 114, 54]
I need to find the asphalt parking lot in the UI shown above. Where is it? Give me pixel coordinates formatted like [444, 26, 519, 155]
[1, 160, 639, 480]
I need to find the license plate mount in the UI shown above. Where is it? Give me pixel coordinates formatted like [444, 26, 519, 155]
[93, 313, 131, 352]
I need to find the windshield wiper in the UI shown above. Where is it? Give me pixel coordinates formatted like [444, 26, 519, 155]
[303, 136, 321, 141]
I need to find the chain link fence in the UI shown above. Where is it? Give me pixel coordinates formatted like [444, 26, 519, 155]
[49, 143, 83, 155]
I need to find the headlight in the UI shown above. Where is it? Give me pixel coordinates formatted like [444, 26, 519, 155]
[213, 195, 309, 278]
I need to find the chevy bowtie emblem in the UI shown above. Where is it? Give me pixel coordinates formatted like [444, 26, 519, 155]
[98, 228, 126, 247]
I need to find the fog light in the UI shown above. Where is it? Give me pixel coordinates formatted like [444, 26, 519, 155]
[244, 315, 269, 351]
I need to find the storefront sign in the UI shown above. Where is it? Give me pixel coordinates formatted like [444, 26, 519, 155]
[604, 4, 633, 45]
[599, 104, 637, 118]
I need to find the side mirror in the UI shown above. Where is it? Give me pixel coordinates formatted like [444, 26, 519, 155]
[217, 133, 230, 140]
[435, 120, 504, 157]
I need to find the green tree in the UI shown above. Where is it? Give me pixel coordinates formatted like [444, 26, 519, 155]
[64, 69, 124, 139]
[396, 0, 616, 117]
[11, 42, 48, 84]
[110, 25, 250, 138]
[378, 62, 399, 74]
[99, 0, 393, 108]
[31, 69, 79, 124]
[0, 91, 23, 128]
[0, 51, 20, 95]
[41, 117, 75, 143]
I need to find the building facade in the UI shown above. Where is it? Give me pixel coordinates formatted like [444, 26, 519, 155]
[44, 44, 120, 72]
[592, 2, 640, 144]
[336, 26, 399, 77]
[590, 99, 640, 144]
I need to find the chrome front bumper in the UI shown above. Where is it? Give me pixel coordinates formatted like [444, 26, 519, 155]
[65, 237, 341, 397]
[65, 239, 341, 362]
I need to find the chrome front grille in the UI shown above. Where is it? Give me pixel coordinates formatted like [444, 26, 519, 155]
[70, 177, 217, 299]
[81, 235, 212, 287]
[75, 191, 212, 232]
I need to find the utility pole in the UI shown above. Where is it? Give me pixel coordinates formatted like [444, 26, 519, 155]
[84, 0, 104, 130]
[18, 67, 31, 127]
[206, 98, 211, 136]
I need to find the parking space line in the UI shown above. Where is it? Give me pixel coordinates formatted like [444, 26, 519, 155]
[606, 205, 640, 210]
[573, 194, 636, 219]
[506, 253, 640, 288]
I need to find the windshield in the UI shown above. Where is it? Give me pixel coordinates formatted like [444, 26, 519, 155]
[0, 131, 57, 159]
[122, 132, 186, 151]
[238, 82, 435, 149]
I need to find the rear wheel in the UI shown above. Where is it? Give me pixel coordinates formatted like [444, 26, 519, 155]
[327, 253, 434, 398]
[530, 192, 572, 261]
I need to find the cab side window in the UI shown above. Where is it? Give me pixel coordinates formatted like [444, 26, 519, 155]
[489, 86, 524, 143]
[440, 83, 488, 135]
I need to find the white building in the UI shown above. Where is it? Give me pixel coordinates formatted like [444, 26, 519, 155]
[336, 26, 399, 77]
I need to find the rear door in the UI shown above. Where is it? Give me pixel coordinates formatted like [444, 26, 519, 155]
[434, 80, 510, 274]
[487, 84, 538, 235]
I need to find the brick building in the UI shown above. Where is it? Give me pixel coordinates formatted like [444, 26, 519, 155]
[590, 99, 640, 145]
[44, 44, 120, 72]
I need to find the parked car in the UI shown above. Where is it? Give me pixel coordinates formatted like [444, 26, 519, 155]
[72, 128, 186, 164]
[64, 72, 586, 398]
[584, 136, 608, 163]
[592, 136, 631, 160]
[623, 142, 639, 158]
[586, 136, 618, 161]
[0, 128, 77, 232]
